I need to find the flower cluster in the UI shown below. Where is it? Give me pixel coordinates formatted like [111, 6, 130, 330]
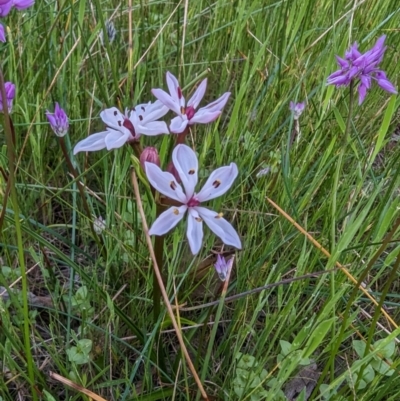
[0, 0, 34, 42]
[69, 72, 239, 255]
[327, 35, 397, 104]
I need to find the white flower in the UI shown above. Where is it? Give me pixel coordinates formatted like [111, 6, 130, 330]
[152, 71, 230, 134]
[145, 144, 241, 255]
[93, 216, 106, 234]
[73, 101, 169, 154]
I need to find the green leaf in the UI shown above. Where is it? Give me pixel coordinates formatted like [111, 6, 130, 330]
[374, 338, 396, 359]
[371, 358, 394, 376]
[353, 340, 367, 359]
[279, 340, 292, 356]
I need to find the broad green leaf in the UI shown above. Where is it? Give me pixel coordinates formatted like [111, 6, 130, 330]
[353, 340, 367, 359]
[279, 340, 292, 356]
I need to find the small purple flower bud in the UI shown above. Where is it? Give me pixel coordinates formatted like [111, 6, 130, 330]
[289, 101, 305, 120]
[46, 102, 69, 137]
[0, 24, 5, 42]
[166, 161, 181, 183]
[140, 147, 160, 170]
[214, 255, 234, 282]
[0, 81, 15, 113]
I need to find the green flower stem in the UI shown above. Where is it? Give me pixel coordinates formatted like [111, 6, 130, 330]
[58, 137, 106, 259]
[0, 72, 38, 401]
[329, 80, 354, 382]
[196, 265, 233, 401]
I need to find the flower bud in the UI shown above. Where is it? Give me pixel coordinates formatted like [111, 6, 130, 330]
[166, 161, 181, 183]
[140, 147, 160, 170]
[93, 216, 106, 234]
[0, 82, 15, 113]
[46, 102, 69, 137]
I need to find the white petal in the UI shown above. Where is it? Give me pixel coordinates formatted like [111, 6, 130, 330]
[137, 121, 169, 136]
[170, 115, 188, 134]
[145, 162, 187, 203]
[199, 92, 230, 113]
[149, 205, 187, 236]
[187, 78, 207, 109]
[73, 132, 108, 154]
[195, 206, 241, 249]
[166, 71, 181, 104]
[104, 130, 130, 150]
[196, 163, 238, 202]
[152, 88, 181, 115]
[172, 144, 199, 199]
[189, 110, 221, 125]
[100, 107, 128, 132]
[142, 100, 169, 122]
[186, 208, 204, 254]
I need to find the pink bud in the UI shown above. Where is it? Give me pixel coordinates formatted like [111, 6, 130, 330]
[166, 161, 181, 183]
[140, 147, 160, 170]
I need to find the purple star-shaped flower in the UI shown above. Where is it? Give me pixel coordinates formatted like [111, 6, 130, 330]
[327, 35, 397, 104]
[152, 72, 230, 134]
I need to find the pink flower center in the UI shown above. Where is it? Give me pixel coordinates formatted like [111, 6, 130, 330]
[187, 195, 200, 208]
[123, 118, 136, 138]
[186, 106, 195, 120]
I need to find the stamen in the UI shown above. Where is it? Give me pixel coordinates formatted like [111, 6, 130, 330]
[214, 212, 223, 219]
[173, 208, 179, 215]
[170, 181, 177, 190]
[113, 110, 118, 116]
[188, 169, 195, 175]
[139, 115, 143, 121]
[177, 87, 182, 99]
[195, 217, 202, 222]
[213, 180, 221, 188]
[180, 106, 186, 115]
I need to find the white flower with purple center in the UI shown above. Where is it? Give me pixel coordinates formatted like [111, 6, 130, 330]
[145, 144, 241, 255]
[73, 101, 169, 154]
[152, 71, 231, 134]
[214, 255, 234, 281]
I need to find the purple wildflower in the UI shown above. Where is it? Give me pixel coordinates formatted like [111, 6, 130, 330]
[0, 0, 13, 17]
[145, 144, 241, 255]
[214, 255, 234, 281]
[289, 101, 305, 119]
[0, 0, 34, 16]
[327, 35, 397, 104]
[152, 72, 231, 134]
[0, 81, 15, 113]
[13, 0, 35, 10]
[0, 24, 5, 42]
[46, 103, 69, 137]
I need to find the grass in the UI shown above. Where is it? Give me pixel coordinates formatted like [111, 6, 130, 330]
[1, 0, 400, 400]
